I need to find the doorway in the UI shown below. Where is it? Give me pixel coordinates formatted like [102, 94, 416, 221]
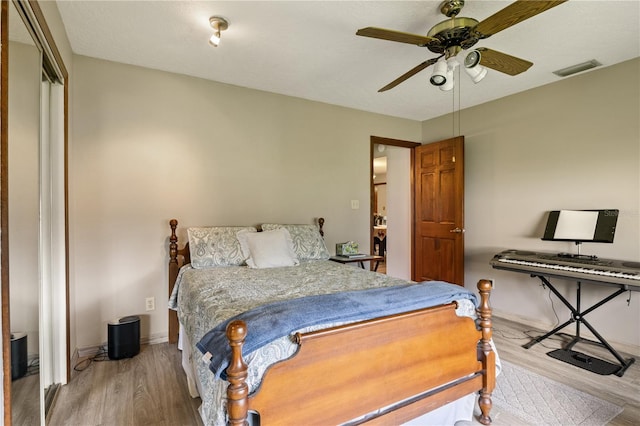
[370, 136, 465, 284]
[370, 136, 420, 279]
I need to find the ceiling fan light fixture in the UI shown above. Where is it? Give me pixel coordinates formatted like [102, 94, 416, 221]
[460, 49, 486, 83]
[464, 64, 487, 83]
[209, 16, 229, 47]
[430, 58, 448, 86]
[464, 50, 481, 68]
[439, 69, 455, 91]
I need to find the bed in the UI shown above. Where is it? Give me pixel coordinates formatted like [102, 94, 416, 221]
[167, 218, 495, 425]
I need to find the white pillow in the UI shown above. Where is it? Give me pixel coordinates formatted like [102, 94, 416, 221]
[237, 228, 299, 269]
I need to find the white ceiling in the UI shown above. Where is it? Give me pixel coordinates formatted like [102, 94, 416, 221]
[56, 1, 640, 121]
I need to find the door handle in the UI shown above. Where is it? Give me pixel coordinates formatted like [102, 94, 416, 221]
[449, 227, 465, 233]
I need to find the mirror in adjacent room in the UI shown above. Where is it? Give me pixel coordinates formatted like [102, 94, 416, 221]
[370, 138, 418, 280]
[8, 0, 42, 423]
[372, 145, 387, 273]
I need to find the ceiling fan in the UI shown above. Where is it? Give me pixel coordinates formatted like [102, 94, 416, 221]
[356, 0, 568, 92]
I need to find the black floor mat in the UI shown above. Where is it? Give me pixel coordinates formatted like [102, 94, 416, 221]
[547, 349, 621, 375]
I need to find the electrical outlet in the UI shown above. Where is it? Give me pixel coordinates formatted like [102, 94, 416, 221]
[145, 297, 155, 311]
[351, 200, 359, 210]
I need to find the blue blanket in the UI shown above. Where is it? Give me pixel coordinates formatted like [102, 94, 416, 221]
[196, 281, 477, 379]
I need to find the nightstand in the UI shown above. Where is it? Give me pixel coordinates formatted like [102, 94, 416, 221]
[329, 255, 385, 272]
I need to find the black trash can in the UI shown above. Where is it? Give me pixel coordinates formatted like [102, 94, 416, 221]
[11, 332, 28, 380]
[108, 316, 140, 360]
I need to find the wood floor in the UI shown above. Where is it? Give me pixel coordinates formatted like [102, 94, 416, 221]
[47, 316, 639, 426]
[11, 373, 39, 425]
[47, 343, 202, 426]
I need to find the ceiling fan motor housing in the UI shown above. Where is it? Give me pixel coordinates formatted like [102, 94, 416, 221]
[426, 17, 480, 54]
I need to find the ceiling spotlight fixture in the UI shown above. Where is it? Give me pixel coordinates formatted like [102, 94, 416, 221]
[209, 16, 229, 47]
[439, 68, 455, 91]
[463, 50, 487, 83]
[464, 50, 481, 68]
[430, 58, 448, 86]
[439, 56, 459, 91]
[430, 49, 489, 90]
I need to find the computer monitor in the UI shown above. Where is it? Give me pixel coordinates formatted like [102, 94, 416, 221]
[542, 209, 618, 243]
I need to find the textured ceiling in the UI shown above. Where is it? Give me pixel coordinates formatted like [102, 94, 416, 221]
[56, 1, 640, 121]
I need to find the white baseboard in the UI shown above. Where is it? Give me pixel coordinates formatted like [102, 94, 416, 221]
[75, 332, 169, 359]
[76, 344, 105, 359]
[493, 309, 640, 357]
[145, 332, 168, 345]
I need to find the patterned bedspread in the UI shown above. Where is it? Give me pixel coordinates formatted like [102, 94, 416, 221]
[169, 260, 477, 425]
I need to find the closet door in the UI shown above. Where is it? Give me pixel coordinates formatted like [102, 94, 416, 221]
[2, 1, 69, 423]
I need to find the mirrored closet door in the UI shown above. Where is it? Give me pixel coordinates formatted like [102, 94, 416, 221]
[2, 1, 69, 424]
[8, 1, 42, 423]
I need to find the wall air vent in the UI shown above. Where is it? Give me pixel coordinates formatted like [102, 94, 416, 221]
[553, 60, 602, 77]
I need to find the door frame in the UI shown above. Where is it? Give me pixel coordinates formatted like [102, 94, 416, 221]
[369, 136, 421, 276]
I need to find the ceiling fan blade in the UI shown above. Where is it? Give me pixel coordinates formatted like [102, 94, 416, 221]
[476, 48, 532, 76]
[356, 27, 437, 46]
[474, 0, 568, 38]
[378, 57, 441, 92]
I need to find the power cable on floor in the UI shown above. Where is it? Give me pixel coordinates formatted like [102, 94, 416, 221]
[73, 345, 111, 372]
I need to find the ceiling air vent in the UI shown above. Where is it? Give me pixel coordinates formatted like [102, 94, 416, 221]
[553, 60, 602, 77]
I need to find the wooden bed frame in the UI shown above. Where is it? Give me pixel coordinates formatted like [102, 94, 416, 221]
[168, 219, 494, 425]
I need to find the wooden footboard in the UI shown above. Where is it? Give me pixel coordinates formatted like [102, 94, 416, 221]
[226, 279, 494, 425]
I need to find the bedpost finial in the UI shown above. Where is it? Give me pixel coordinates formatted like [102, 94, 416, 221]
[318, 217, 325, 237]
[227, 320, 248, 343]
[226, 320, 249, 425]
[476, 279, 493, 341]
[478, 279, 492, 293]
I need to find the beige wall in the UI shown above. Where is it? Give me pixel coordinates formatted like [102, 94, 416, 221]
[69, 55, 421, 349]
[70, 54, 639, 350]
[423, 58, 640, 346]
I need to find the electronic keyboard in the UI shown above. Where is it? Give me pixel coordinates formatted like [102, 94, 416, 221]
[490, 250, 640, 288]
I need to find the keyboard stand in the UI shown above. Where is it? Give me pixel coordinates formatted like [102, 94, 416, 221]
[523, 275, 636, 377]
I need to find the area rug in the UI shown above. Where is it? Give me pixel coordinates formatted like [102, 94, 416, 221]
[492, 360, 623, 426]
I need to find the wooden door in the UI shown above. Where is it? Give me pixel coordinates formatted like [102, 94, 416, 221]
[413, 137, 464, 285]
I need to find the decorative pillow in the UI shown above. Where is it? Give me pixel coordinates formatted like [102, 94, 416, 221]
[236, 228, 299, 269]
[261, 224, 330, 261]
[187, 226, 257, 268]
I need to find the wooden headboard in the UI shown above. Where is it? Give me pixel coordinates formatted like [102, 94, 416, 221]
[168, 218, 325, 344]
